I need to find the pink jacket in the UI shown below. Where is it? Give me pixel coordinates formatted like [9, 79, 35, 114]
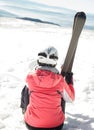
[24, 69, 75, 128]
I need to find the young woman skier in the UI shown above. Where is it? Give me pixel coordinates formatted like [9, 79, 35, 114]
[22, 46, 75, 130]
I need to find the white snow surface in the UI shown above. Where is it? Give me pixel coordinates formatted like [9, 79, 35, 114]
[0, 17, 94, 130]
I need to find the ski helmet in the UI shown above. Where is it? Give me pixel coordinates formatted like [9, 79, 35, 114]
[37, 46, 58, 67]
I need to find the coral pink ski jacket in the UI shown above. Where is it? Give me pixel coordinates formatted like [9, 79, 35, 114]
[24, 69, 75, 128]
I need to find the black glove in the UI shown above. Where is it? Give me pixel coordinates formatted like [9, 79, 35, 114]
[65, 72, 73, 84]
[61, 71, 66, 77]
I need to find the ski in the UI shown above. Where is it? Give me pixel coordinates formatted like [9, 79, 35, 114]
[61, 12, 86, 75]
[61, 12, 86, 114]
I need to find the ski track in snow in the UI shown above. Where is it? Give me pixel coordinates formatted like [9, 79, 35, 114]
[0, 17, 94, 130]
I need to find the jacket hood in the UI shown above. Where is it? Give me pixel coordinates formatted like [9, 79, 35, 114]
[26, 69, 63, 91]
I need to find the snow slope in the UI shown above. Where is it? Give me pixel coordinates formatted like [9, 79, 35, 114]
[0, 17, 94, 130]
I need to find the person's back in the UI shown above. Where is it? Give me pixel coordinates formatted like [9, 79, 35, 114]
[23, 46, 75, 130]
[25, 69, 65, 128]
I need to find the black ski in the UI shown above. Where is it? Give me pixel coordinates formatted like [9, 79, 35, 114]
[61, 12, 86, 114]
[61, 12, 86, 74]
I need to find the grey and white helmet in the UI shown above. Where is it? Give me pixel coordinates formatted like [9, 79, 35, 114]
[37, 46, 58, 67]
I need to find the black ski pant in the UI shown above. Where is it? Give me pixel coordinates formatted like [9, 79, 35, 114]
[25, 122, 63, 130]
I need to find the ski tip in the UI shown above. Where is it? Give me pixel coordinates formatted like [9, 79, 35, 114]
[75, 11, 86, 19]
[78, 12, 86, 17]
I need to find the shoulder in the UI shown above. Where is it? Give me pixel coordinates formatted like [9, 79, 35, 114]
[26, 70, 37, 81]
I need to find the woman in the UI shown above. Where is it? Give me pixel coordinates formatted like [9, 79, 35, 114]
[23, 46, 75, 130]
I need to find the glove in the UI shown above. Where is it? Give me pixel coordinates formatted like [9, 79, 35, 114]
[65, 72, 73, 84]
[61, 71, 66, 77]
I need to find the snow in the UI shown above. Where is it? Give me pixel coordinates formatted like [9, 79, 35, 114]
[0, 17, 94, 130]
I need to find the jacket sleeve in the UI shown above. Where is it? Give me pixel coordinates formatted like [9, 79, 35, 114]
[61, 80, 75, 102]
[20, 85, 29, 113]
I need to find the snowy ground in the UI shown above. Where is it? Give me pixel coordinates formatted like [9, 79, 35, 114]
[0, 17, 94, 130]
